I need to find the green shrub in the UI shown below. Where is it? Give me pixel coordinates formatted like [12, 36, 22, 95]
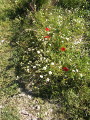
[57, 0, 87, 9]
[9, 8, 90, 119]
[1, 0, 90, 119]
[3, 0, 51, 19]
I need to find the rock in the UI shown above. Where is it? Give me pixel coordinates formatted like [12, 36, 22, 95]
[1, 40, 5, 43]
[0, 105, 3, 109]
[45, 111, 48, 116]
[18, 93, 26, 97]
[35, 105, 40, 110]
[27, 114, 37, 120]
[20, 110, 29, 116]
[27, 95, 32, 99]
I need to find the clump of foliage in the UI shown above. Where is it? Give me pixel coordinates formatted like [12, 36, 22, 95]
[57, 0, 89, 9]
[1, 0, 90, 119]
[2, 0, 50, 19]
[9, 7, 90, 119]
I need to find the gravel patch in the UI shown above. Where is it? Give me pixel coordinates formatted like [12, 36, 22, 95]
[0, 89, 57, 120]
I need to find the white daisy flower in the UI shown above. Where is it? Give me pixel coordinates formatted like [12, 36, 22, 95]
[46, 78, 50, 82]
[46, 50, 49, 53]
[33, 66, 36, 68]
[43, 66, 47, 70]
[69, 59, 72, 61]
[76, 69, 79, 72]
[80, 73, 83, 77]
[28, 48, 31, 51]
[27, 69, 29, 72]
[49, 71, 52, 75]
[46, 59, 49, 62]
[58, 66, 62, 69]
[61, 41, 64, 43]
[72, 70, 75, 72]
[66, 38, 69, 41]
[16, 76, 19, 80]
[37, 51, 40, 54]
[43, 57, 46, 60]
[40, 49, 43, 52]
[40, 75, 43, 78]
[51, 62, 54, 65]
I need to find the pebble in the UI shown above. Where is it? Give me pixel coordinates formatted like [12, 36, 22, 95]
[20, 110, 29, 116]
[26, 113, 37, 120]
[27, 95, 32, 99]
[0, 105, 3, 109]
[1, 40, 5, 43]
[35, 105, 40, 110]
[18, 93, 26, 97]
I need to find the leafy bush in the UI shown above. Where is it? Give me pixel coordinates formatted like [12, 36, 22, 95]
[1, 0, 90, 119]
[9, 8, 90, 119]
[57, 0, 88, 9]
[3, 0, 50, 19]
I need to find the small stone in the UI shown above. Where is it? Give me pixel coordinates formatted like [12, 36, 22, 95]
[45, 112, 48, 115]
[35, 105, 40, 110]
[49, 108, 53, 112]
[18, 93, 26, 97]
[28, 95, 32, 99]
[1, 40, 5, 43]
[21, 110, 29, 116]
[0, 105, 3, 109]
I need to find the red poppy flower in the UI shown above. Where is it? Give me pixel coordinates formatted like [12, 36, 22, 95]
[60, 47, 66, 51]
[45, 28, 50, 31]
[62, 67, 69, 71]
[44, 36, 50, 38]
